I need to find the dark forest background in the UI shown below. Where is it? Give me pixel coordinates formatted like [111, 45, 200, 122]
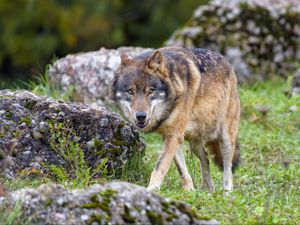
[0, 0, 207, 87]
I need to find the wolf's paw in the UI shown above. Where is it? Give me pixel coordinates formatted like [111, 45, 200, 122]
[181, 180, 195, 191]
[182, 184, 195, 191]
[223, 188, 233, 196]
[201, 180, 215, 193]
[223, 185, 233, 193]
[223, 175, 233, 192]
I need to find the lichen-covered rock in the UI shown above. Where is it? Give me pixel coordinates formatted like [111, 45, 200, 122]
[48, 47, 153, 106]
[0, 182, 219, 225]
[166, 0, 300, 82]
[0, 90, 145, 179]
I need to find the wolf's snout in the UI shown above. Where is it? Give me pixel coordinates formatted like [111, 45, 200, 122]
[135, 112, 148, 128]
[136, 111, 147, 122]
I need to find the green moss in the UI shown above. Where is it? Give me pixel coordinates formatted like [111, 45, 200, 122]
[111, 139, 126, 146]
[93, 139, 103, 150]
[0, 151, 4, 160]
[122, 205, 136, 223]
[166, 214, 177, 222]
[82, 198, 110, 212]
[98, 200, 110, 212]
[161, 201, 178, 220]
[87, 213, 110, 225]
[20, 116, 31, 126]
[161, 200, 170, 208]
[44, 199, 53, 207]
[114, 124, 124, 140]
[176, 202, 193, 215]
[0, 132, 5, 138]
[175, 202, 207, 221]
[24, 99, 37, 109]
[99, 189, 118, 198]
[81, 201, 103, 209]
[4, 110, 13, 118]
[146, 210, 164, 225]
[88, 213, 103, 224]
[82, 189, 117, 213]
[12, 130, 21, 138]
[117, 121, 126, 129]
[101, 147, 122, 155]
[83, 191, 116, 224]
[0, 96, 13, 99]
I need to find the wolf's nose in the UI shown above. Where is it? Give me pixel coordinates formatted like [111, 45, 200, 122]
[136, 111, 147, 122]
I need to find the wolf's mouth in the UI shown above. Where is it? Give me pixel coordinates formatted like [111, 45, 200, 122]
[136, 121, 148, 129]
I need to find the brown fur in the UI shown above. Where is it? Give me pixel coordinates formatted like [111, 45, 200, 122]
[112, 46, 240, 192]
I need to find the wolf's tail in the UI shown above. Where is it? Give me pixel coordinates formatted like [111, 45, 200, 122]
[206, 139, 240, 173]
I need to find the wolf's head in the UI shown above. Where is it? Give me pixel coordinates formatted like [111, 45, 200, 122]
[112, 50, 176, 132]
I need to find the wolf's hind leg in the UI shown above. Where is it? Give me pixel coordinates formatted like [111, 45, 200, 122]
[190, 141, 214, 192]
[174, 146, 194, 190]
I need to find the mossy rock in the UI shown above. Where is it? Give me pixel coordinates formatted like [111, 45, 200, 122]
[2, 182, 219, 225]
[0, 90, 145, 179]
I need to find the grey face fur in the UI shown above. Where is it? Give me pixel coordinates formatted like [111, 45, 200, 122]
[113, 72, 169, 132]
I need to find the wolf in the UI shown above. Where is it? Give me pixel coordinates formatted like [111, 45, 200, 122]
[112, 46, 240, 192]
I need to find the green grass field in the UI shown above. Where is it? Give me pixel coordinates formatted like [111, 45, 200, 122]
[2, 77, 300, 225]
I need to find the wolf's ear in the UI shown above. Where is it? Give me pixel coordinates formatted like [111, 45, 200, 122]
[147, 50, 164, 72]
[120, 53, 131, 67]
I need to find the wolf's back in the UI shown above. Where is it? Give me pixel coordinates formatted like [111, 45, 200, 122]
[191, 48, 233, 75]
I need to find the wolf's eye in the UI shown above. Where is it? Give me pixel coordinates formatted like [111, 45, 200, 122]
[148, 87, 155, 94]
[127, 89, 134, 95]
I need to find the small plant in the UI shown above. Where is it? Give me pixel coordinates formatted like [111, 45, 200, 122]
[47, 122, 108, 189]
[119, 146, 149, 186]
[0, 200, 32, 225]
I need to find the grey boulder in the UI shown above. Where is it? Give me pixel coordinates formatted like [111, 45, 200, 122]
[166, 0, 300, 82]
[0, 90, 145, 179]
[0, 182, 219, 225]
[48, 47, 153, 106]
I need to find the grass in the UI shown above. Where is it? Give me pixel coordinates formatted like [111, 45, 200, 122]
[1, 75, 299, 224]
[25, 65, 74, 102]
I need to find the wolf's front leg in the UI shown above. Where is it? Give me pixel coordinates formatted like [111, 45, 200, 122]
[147, 135, 182, 191]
